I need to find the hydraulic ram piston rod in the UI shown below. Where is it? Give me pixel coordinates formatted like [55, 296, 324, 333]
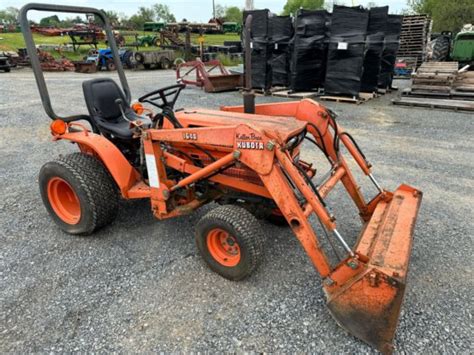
[333, 229, 355, 257]
[369, 173, 384, 193]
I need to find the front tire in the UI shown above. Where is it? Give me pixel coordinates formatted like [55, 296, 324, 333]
[196, 205, 264, 280]
[39, 153, 119, 235]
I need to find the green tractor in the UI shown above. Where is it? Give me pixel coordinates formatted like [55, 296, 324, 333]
[222, 22, 242, 34]
[143, 22, 166, 32]
[136, 34, 160, 47]
[432, 24, 474, 66]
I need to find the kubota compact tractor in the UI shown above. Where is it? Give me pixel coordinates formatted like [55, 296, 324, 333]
[20, 4, 422, 353]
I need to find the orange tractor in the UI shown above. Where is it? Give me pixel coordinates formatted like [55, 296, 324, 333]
[21, 4, 422, 353]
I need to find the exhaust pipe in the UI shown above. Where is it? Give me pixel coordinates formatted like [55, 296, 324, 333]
[243, 14, 255, 114]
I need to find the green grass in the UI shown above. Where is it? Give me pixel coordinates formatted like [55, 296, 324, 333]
[0, 32, 241, 61]
[191, 33, 240, 45]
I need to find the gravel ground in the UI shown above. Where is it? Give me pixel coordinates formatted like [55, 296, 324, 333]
[0, 69, 473, 353]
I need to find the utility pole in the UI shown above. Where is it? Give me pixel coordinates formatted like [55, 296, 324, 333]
[245, 0, 254, 11]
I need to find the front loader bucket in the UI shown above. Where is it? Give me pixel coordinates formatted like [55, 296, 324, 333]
[204, 74, 242, 93]
[326, 184, 422, 354]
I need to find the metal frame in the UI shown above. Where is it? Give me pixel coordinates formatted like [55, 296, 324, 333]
[19, 3, 131, 122]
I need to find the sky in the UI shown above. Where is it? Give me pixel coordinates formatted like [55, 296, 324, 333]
[3, 0, 407, 22]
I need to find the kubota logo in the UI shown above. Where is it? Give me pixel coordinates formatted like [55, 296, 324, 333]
[236, 141, 265, 150]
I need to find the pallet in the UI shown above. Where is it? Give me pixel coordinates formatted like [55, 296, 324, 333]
[319, 92, 374, 105]
[271, 89, 320, 99]
[401, 88, 450, 97]
[411, 84, 451, 92]
[247, 87, 321, 99]
[455, 85, 474, 92]
[401, 88, 474, 101]
[399, 15, 431, 69]
[392, 97, 474, 112]
[251, 88, 271, 96]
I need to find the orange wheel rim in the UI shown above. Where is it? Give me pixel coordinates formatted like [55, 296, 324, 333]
[47, 177, 81, 225]
[206, 228, 241, 267]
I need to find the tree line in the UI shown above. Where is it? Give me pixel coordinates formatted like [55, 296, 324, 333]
[406, 0, 474, 32]
[2, 1, 472, 33]
[0, 4, 243, 30]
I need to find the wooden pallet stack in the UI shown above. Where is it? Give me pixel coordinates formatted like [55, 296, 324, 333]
[411, 62, 458, 95]
[398, 15, 432, 70]
[393, 62, 474, 111]
[454, 70, 474, 94]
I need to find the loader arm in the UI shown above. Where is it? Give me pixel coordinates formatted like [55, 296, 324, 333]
[222, 99, 422, 353]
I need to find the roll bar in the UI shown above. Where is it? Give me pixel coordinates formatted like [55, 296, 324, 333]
[19, 3, 131, 122]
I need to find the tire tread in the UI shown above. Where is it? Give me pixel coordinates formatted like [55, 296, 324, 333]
[43, 152, 118, 234]
[197, 205, 264, 280]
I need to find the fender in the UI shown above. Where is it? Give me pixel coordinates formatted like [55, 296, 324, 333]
[56, 131, 140, 197]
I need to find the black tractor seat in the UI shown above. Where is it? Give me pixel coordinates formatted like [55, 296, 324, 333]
[82, 78, 151, 140]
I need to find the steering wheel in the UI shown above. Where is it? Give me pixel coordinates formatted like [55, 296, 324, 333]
[138, 84, 185, 110]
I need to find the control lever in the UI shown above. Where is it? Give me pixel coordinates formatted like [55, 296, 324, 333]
[115, 99, 143, 131]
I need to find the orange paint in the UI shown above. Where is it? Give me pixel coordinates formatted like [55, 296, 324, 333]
[207, 228, 241, 267]
[57, 132, 139, 197]
[52, 98, 422, 352]
[47, 177, 81, 224]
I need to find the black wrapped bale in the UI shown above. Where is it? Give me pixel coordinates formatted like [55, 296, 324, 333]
[325, 35, 367, 96]
[269, 15, 293, 42]
[271, 44, 291, 86]
[378, 15, 403, 89]
[324, 6, 369, 97]
[243, 9, 273, 90]
[243, 9, 270, 39]
[290, 9, 330, 92]
[324, 6, 369, 96]
[269, 15, 293, 87]
[250, 40, 273, 90]
[329, 5, 368, 35]
[360, 6, 388, 93]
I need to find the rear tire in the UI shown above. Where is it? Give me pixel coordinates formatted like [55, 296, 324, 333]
[160, 58, 171, 69]
[123, 51, 134, 69]
[106, 59, 116, 71]
[432, 36, 450, 61]
[135, 52, 144, 63]
[196, 205, 264, 280]
[39, 153, 119, 235]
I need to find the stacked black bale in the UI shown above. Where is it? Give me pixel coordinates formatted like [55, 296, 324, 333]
[360, 6, 388, 93]
[290, 9, 330, 92]
[325, 6, 369, 97]
[378, 15, 403, 89]
[269, 15, 293, 87]
[243, 9, 273, 90]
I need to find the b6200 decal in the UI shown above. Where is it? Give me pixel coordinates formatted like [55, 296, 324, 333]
[183, 132, 198, 140]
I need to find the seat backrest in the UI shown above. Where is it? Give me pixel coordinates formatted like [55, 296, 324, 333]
[82, 78, 128, 121]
